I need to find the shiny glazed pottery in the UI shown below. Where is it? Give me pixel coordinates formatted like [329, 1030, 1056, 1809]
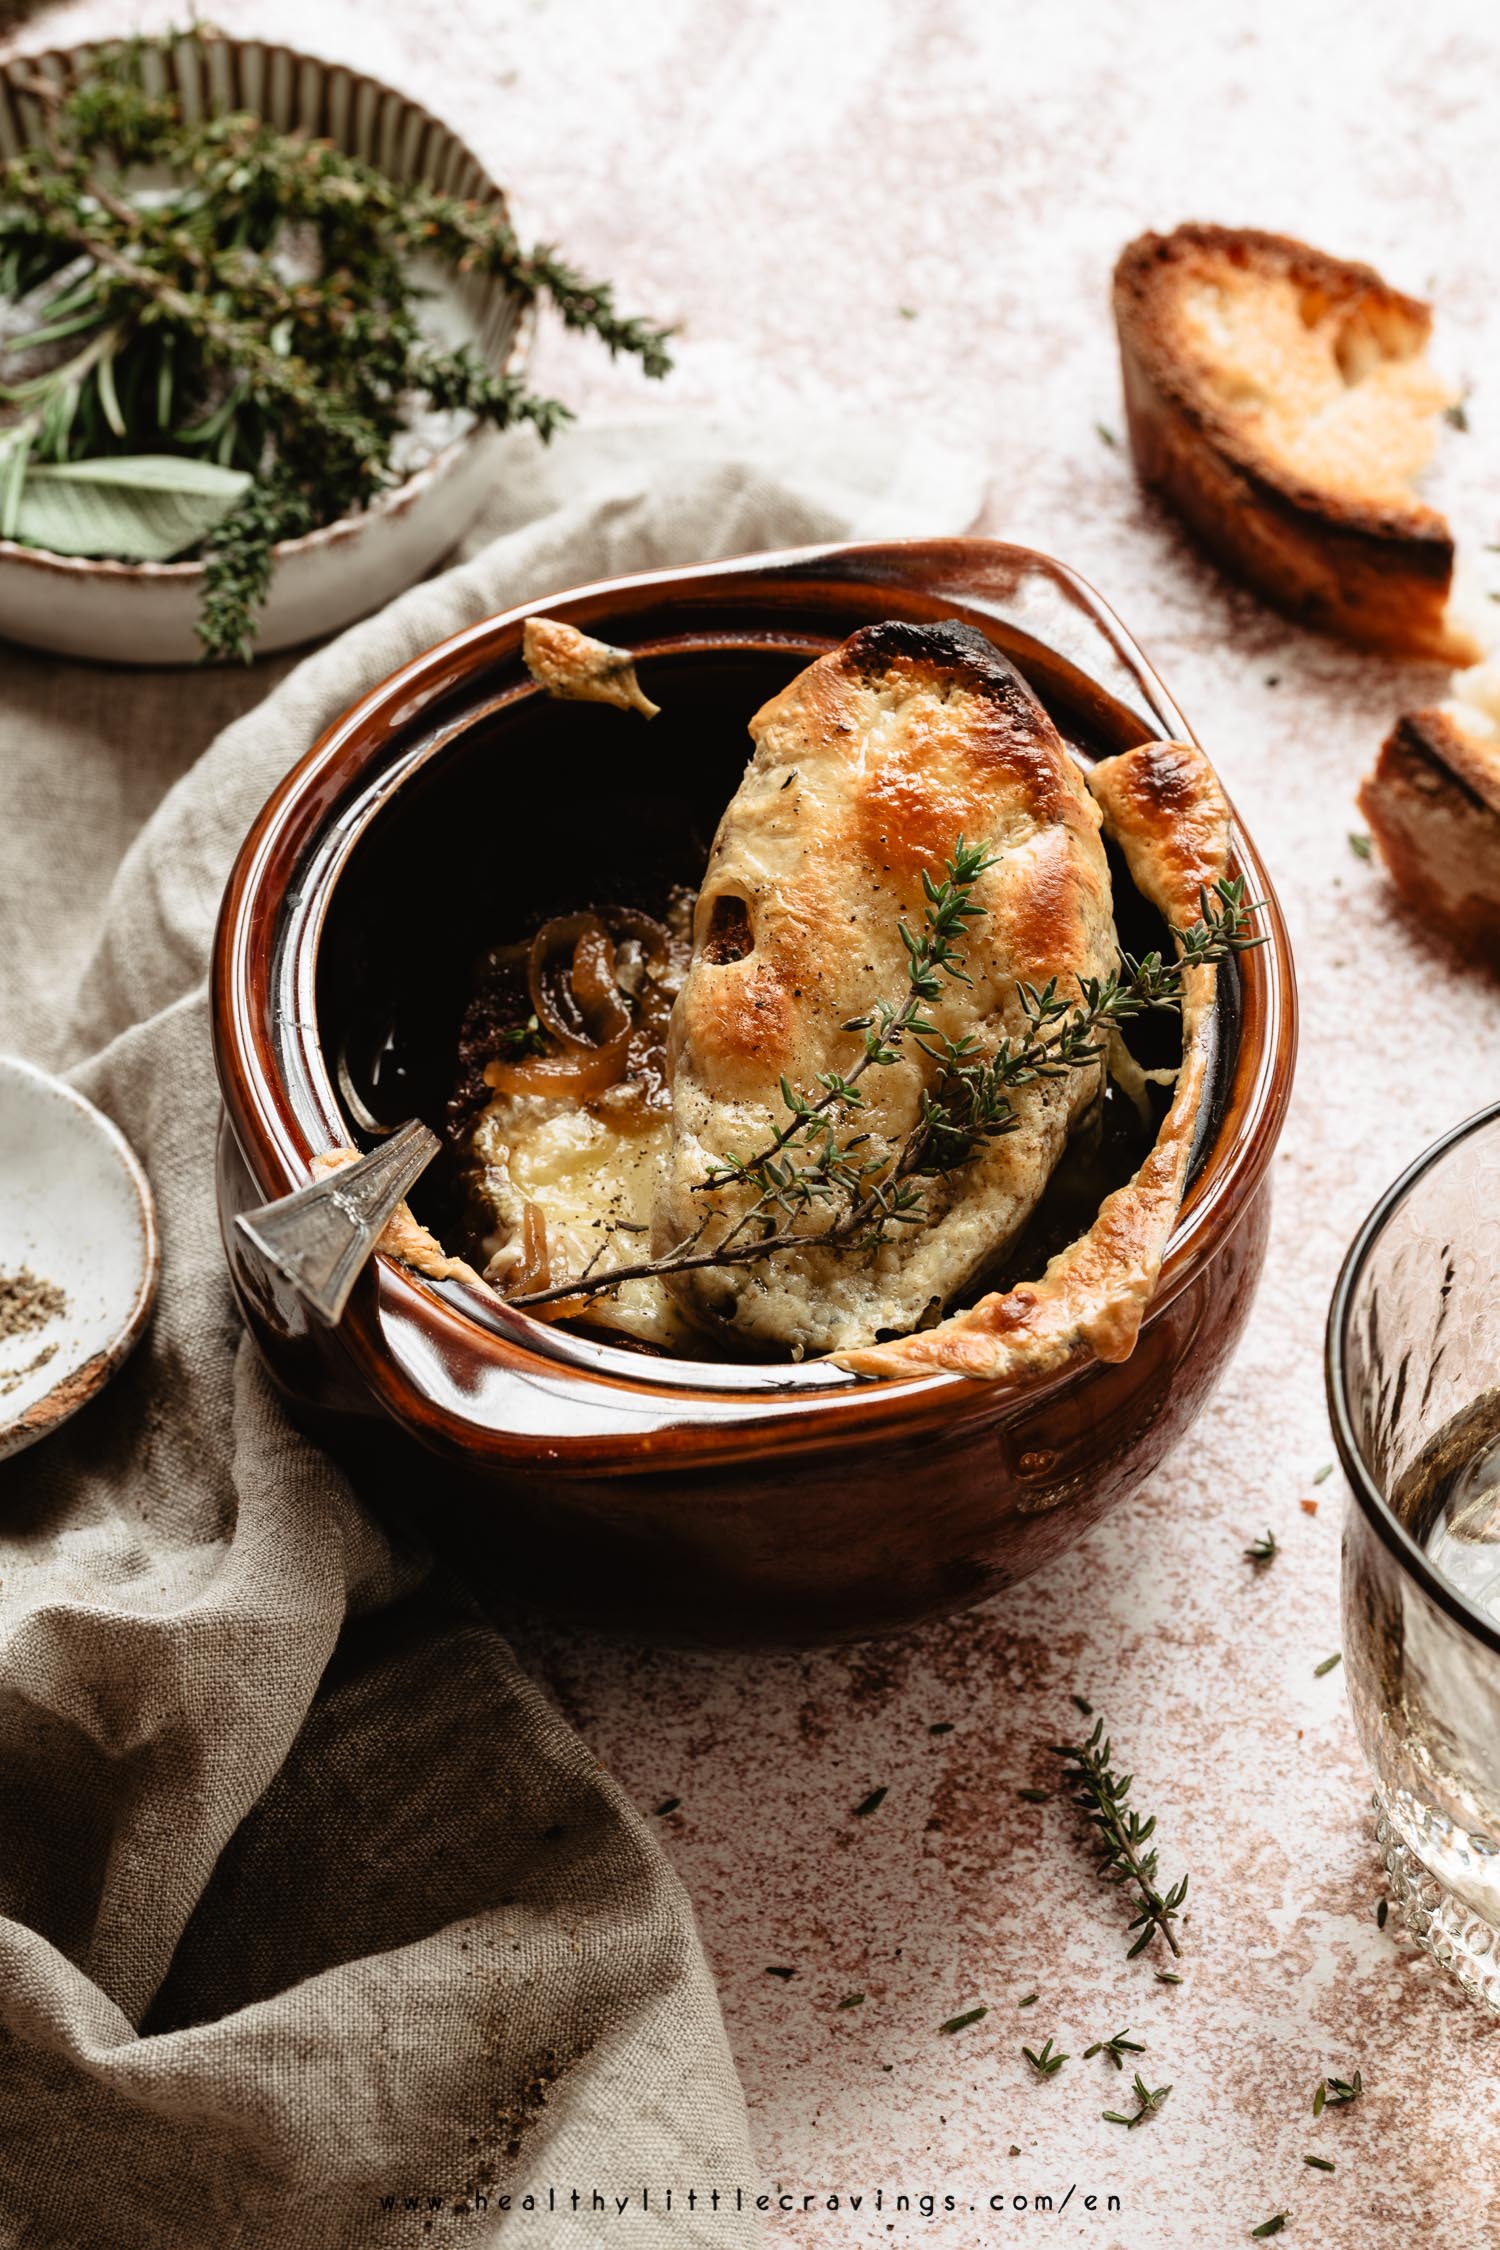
[212, 538, 1297, 1644]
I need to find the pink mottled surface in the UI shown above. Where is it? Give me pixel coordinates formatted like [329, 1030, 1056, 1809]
[22, 0, 1500, 2239]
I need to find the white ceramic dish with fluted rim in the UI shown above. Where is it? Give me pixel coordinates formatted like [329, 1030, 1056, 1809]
[0, 1056, 158, 1460]
[0, 35, 534, 666]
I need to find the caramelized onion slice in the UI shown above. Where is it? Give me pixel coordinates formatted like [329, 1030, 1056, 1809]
[569, 922, 631, 1044]
[506, 1200, 588, 1323]
[528, 913, 633, 1050]
[484, 1026, 631, 1099]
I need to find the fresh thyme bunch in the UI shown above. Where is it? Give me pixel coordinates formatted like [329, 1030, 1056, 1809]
[0, 28, 672, 657]
[509, 854, 1262, 1312]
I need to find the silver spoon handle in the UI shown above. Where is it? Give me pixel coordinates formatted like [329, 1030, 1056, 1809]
[234, 1118, 439, 1328]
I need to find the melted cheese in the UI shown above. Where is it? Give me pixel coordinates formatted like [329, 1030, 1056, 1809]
[468, 1094, 697, 1349]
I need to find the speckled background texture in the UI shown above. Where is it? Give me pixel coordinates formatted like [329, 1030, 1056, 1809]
[13, 0, 1500, 2240]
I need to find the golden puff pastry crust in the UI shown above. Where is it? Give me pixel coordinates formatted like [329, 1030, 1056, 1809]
[656, 620, 1118, 1358]
[838, 740, 1232, 1384]
[312, 1148, 492, 1293]
[521, 616, 660, 717]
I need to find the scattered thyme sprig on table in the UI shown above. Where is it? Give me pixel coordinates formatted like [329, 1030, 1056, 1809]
[1053, 1716, 1188, 1960]
[0, 28, 671, 658]
[1102, 2072, 1172, 2128]
[1022, 2037, 1068, 2078]
[1244, 1529, 1279, 1567]
[1084, 2028, 1146, 2070]
[1312, 2070, 1362, 2115]
[509, 853, 1262, 1311]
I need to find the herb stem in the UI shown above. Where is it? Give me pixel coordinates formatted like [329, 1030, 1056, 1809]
[1053, 1718, 1187, 1960]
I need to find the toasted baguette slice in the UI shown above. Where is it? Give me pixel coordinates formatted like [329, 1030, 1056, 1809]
[1360, 662, 1500, 966]
[657, 620, 1117, 1359]
[1114, 224, 1480, 662]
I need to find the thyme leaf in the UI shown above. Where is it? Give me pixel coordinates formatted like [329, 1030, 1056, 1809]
[1313, 2070, 1362, 2114]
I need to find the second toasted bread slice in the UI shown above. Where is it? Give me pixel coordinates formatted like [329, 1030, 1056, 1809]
[1360, 663, 1500, 967]
[1114, 224, 1480, 663]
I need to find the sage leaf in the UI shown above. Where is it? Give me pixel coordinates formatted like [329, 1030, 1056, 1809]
[12, 455, 251, 562]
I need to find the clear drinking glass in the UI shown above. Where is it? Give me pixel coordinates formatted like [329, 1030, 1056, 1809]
[1327, 1100, 1500, 2008]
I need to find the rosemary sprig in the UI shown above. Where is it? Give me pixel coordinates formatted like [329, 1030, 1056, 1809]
[0, 30, 671, 658]
[1053, 1717, 1187, 1960]
[1084, 2028, 1145, 2070]
[1102, 2072, 1171, 2127]
[508, 857, 1262, 1312]
[1022, 2037, 1068, 2078]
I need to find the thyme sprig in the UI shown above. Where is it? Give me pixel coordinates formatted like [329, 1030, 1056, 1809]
[1102, 2072, 1172, 2128]
[1053, 1717, 1188, 1960]
[0, 29, 671, 657]
[1084, 2028, 1146, 2070]
[1312, 2070, 1362, 2115]
[1022, 2037, 1068, 2078]
[508, 857, 1261, 1312]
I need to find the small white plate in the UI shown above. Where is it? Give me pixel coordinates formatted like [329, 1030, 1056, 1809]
[0, 1057, 158, 1462]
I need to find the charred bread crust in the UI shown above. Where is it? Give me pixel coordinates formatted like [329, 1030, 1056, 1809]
[844, 618, 1037, 698]
[1359, 711, 1500, 967]
[1113, 225, 1475, 663]
[837, 740, 1231, 1384]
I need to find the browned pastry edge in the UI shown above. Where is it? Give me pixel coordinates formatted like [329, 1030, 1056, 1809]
[1359, 710, 1500, 969]
[835, 740, 1231, 1384]
[312, 1148, 494, 1293]
[1113, 223, 1476, 663]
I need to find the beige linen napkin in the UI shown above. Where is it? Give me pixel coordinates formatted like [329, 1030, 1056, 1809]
[0, 417, 983, 2250]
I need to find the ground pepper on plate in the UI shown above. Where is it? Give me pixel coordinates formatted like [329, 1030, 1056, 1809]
[0, 1265, 67, 1397]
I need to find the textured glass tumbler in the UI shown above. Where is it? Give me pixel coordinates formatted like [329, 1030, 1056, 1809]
[1328, 1101, 1500, 2009]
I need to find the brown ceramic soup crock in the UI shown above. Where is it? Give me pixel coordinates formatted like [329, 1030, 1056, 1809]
[212, 538, 1296, 1645]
